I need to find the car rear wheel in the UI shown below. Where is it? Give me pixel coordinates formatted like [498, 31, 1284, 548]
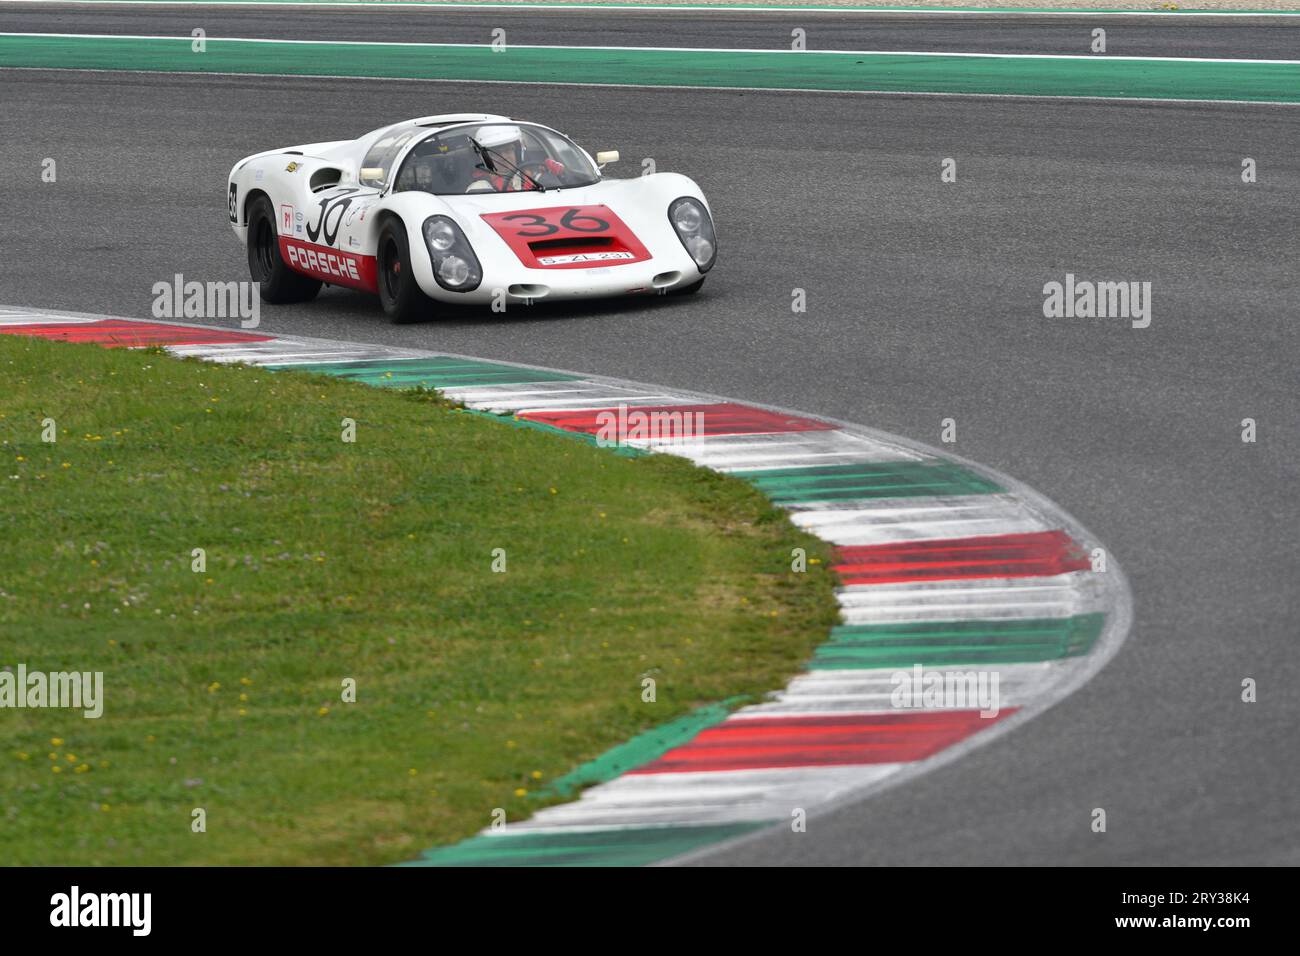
[377, 221, 436, 324]
[246, 195, 321, 304]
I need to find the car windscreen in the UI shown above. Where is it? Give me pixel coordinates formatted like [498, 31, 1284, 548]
[392, 123, 600, 195]
[359, 124, 427, 188]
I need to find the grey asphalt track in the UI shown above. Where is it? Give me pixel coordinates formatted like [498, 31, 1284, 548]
[3, 2, 1300, 57]
[1, 67, 1297, 866]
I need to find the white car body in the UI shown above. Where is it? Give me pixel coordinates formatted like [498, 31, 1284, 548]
[227, 113, 715, 309]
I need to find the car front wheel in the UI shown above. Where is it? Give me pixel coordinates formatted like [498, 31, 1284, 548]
[377, 221, 436, 324]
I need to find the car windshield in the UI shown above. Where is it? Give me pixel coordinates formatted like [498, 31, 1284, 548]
[392, 123, 600, 195]
[359, 123, 427, 188]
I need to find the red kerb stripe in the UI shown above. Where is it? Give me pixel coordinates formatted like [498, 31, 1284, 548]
[0, 320, 272, 347]
[631, 710, 1014, 773]
[518, 403, 835, 438]
[833, 530, 1090, 585]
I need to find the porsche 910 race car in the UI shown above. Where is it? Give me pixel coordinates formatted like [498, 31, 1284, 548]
[227, 114, 717, 321]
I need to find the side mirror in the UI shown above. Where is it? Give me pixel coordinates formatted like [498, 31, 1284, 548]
[595, 150, 620, 168]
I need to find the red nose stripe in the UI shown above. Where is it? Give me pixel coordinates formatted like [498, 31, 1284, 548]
[481, 205, 651, 269]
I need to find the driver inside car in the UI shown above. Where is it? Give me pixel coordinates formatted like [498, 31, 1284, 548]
[467, 125, 564, 192]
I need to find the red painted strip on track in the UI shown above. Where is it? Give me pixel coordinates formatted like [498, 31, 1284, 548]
[0, 321, 272, 347]
[631, 710, 1015, 773]
[833, 530, 1090, 585]
[517, 403, 835, 437]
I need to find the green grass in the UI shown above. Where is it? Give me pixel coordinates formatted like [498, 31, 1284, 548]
[0, 334, 838, 866]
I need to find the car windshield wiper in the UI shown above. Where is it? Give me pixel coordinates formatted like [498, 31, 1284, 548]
[470, 140, 543, 191]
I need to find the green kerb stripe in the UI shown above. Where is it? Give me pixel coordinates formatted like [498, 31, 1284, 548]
[734, 460, 1003, 504]
[264, 356, 578, 388]
[811, 613, 1104, 669]
[403, 822, 764, 867]
[539, 697, 743, 798]
[0, 36, 1296, 102]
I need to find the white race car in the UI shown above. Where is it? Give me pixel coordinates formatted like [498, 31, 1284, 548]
[227, 114, 717, 321]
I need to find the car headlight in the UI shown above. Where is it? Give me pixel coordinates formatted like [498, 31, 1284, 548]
[438, 256, 471, 286]
[668, 197, 717, 273]
[422, 215, 482, 291]
[425, 219, 456, 252]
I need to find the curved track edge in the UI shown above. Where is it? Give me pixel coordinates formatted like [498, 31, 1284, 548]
[0, 305, 1133, 867]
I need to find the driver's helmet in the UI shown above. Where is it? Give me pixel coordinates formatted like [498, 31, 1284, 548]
[475, 124, 523, 157]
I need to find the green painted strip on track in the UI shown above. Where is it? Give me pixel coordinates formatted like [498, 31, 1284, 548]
[403, 821, 765, 866]
[264, 356, 579, 388]
[538, 696, 744, 798]
[1, 35, 1296, 102]
[734, 460, 1004, 504]
[811, 613, 1104, 669]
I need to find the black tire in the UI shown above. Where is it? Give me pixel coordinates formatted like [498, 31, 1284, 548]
[377, 220, 436, 324]
[669, 276, 706, 296]
[246, 195, 321, 304]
